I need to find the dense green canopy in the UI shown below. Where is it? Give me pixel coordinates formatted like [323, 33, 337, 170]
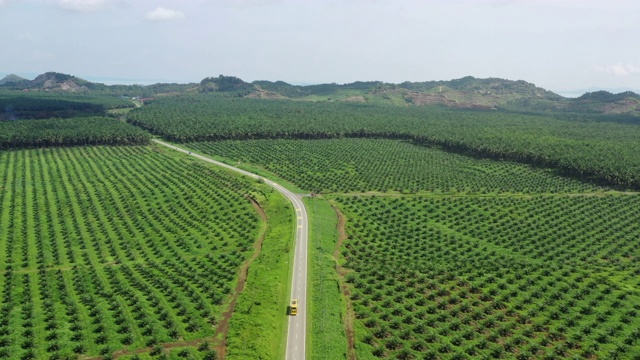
[0, 117, 150, 149]
[128, 95, 640, 188]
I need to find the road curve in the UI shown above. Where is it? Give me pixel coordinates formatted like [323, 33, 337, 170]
[152, 139, 308, 360]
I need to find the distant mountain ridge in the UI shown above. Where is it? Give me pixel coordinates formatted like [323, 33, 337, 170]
[249, 76, 640, 116]
[0, 72, 92, 92]
[0, 72, 197, 97]
[0, 74, 28, 86]
[2, 72, 639, 116]
[577, 90, 640, 101]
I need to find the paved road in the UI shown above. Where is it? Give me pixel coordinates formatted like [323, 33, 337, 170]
[152, 139, 308, 360]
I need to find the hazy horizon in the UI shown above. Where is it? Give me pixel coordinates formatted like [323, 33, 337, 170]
[1, 0, 639, 96]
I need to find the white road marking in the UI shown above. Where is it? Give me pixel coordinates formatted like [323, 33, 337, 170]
[152, 140, 308, 360]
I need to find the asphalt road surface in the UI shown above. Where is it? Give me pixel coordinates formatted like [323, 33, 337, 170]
[152, 140, 308, 360]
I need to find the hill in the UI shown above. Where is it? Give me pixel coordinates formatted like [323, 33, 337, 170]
[0, 72, 197, 96]
[30, 72, 92, 92]
[251, 76, 640, 116]
[0, 74, 28, 86]
[568, 90, 640, 115]
[2, 71, 639, 117]
[0, 72, 92, 92]
[198, 75, 254, 95]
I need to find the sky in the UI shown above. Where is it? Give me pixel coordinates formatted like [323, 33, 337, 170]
[1, 0, 639, 96]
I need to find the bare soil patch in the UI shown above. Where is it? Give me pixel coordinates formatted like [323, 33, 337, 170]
[343, 96, 366, 103]
[332, 204, 357, 360]
[246, 86, 287, 100]
[212, 197, 268, 359]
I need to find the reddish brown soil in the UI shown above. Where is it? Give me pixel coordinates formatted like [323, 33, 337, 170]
[332, 205, 357, 360]
[213, 197, 268, 359]
[104, 337, 215, 360]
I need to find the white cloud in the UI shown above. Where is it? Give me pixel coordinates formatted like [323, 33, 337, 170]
[595, 63, 640, 76]
[58, 0, 109, 12]
[145, 7, 186, 21]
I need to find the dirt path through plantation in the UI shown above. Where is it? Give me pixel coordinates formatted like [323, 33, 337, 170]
[332, 205, 357, 360]
[93, 197, 268, 360]
[213, 197, 268, 359]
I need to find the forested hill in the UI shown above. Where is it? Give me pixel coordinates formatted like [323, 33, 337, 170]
[0, 72, 197, 97]
[2, 72, 639, 116]
[251, 76, 640, 117]
[0, 74, 27, 85]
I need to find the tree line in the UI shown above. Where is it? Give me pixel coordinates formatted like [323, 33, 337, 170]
[0, 117, 150, 149]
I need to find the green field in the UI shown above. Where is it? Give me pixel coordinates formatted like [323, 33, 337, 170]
[0, 145, 274, 359]
[226, 189, 294, 360]
[305, 197, 348, 360]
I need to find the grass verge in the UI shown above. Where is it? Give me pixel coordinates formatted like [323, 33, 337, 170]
[225, 187, 295, 360]
[306, 197, 348, 360]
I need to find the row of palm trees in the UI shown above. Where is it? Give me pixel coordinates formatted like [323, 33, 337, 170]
[0, 117, 149, 149]
[127, 95, 640, 189]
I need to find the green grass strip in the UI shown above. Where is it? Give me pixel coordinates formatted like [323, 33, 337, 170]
[305, 197, 348, 360]
[226, 189, 295, 360]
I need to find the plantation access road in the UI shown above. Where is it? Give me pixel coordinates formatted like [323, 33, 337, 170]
[152, 139, 308, 360]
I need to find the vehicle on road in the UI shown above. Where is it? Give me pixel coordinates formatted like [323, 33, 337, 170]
[153, 140, 308, 358]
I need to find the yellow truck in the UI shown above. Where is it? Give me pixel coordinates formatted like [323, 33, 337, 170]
[290, 299, 298, 316]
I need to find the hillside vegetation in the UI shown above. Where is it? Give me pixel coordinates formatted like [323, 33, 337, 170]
[0, 91, 133, 120]
[3, 72, 639, 116]
[0, 72, 196, 97]
[0, 74, 27, 86]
